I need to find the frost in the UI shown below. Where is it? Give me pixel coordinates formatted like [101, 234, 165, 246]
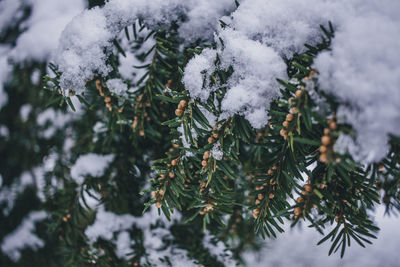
[70, 153, 115, 185]
[1, 211, 47, 261]
[314, 0, 400, 162]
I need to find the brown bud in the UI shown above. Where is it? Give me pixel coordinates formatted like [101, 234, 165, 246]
[255, 199, 261, 205]
[289, 107, 299, 114]
[335, 215, 340, 222]
[139, 130, 145, 136]
[258, 194, 264, 200]
[329, 121, 337, 130]
[304, 184, 312, 192]
[295, 90, 302, 98]
[179, 100, 188, 108]
[272, 166, 278, 171]
[104, 96, 111, 103]
[212, 133, 219, 139]
[201, 160, 208, 167]
[208, 137, 215, 144]
[95, 79, 102, 90]
[267, 169, 273, 175]
[282, 120, 290, 127]
[293, 207, 302, 216]
[203, 151, 211, 160]
[319, 145, 327, 153]
[280, 128, 288, 137]
[286, 113, 294, 122]
[324, 128, 330, 135]
[269, 193, 275, 199]
[169, 172, 175, 178]
[296, 197, 304, 203]
[321, 136, 331, 146]
[151, 191, 157, 198]
[252, 208, 260, 219]
[205, 204, 213, 212]
[155, 202, 162, 208]
[175, 108, 183, 117]
[319, 153, 328, 163]
[171, 159, 178, 166]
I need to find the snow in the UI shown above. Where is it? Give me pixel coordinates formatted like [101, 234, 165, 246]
[106, 78, 128, 97]
[244, 207, 400, 267]
[7, 0, 86, 63]
[1, 211, 47, 262]
[70, 153, 115, 185]
[86, 205, 195, 264]
[55, 0, 235, 94]
[0, 46, 11, 110]
[314, 0, 400, 163]
[0, 0, 25, 34]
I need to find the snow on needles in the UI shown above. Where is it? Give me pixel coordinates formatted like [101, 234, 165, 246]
[1, 211, 47, 261]
[183, 0, 343, 128]
[314, 0, 400, 163]
[55, 0, 234, 95]
[70, 153, 115, 185]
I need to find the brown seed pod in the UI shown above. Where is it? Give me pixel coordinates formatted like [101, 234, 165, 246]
[321, 136, 331, 146]
[139, 130, 145, 136]
[324, 128, 330, 135]
[296, 197, 304, 203]
[304, 184, 313, 192]
[158, 189, 165, 196]
[258, 194, 264, 200]
[286, 113, 294, 122]
[272, 166, 278, 171]
[179, 100, 188, 108]
[201, 160, 208, 167]
[252, 208, 260, 219]
[269, 193, 275, 199]
[282, 120, 289, 127]
[205, 204, 214, 212]
[208, 137, 215, 144]
[212, 133, 219, 139]
[319, 153, 328, 163]
[289, 107, 299, 114]
[175, 108, 183, 116]
[255, 199, 261, 205]
[319, 145, 327, 153]
[335, 215, 340, 222]
[104, 96, 111, 103]
[155, 202, 162, 208]
[203, 151, 211, 160]
[171, 159, 178, 166]
[293, 207, 302, 216]
[151, 191, 157, 198]
[295, 90, 302, 98]
[280, 129, 288, 137]
[329, 121, 337, 130]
